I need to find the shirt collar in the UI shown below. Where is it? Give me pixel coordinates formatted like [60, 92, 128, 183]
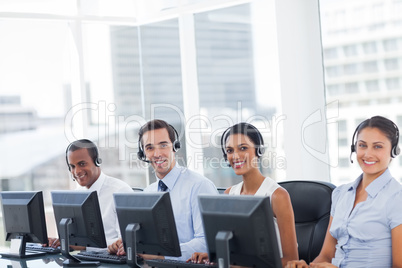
[348, 175, 362, 191]
[156, 164, 181, 191]
[348, 168, 393, 198]
[365, 168, 392, 197]
[87, 171, 105, 191]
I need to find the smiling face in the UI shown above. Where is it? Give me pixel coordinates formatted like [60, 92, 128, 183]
[142, 128, 176, 179]
[356, 127, 393, 181]
[225, 133, 260, 176]
[67, 148, 101, 189]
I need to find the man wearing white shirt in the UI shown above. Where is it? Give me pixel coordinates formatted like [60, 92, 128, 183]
[48, 139, 133, 248]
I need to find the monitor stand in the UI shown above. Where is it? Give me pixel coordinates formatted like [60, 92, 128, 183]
[59, 218, 100, 267]
[125, 223, 141, 268]
[0, 235, 46, 259]
[215, 231, 233, 268]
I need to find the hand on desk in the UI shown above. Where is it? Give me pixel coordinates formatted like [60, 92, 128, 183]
[107, 239, 165, 260]
[286, 260, 338, 268]
[45, 237, 60, 248]
[44, 237, 85, 251]
[187, 252, 210, 264]
[108, 238, 125, 256]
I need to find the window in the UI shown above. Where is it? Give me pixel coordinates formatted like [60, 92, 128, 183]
[343, 63, 358, 75]
[0, 0, 76, 15]
[338, 120, 347, 132]
[338, 138, 348, 147]
[363, 61, 378, 72]
[384, 58, 399, 70]
[194, 3, 284, 185]
[339, 158, 350, 167]
[324, 47, 338, 59]
[326, 66, 342, 77]
[383, 38, 398, 51]
[355, 118, 366, 126]
[343, 45, 358, 57]
[327, 84, 341, 95]
[386, 77, 400, 90]
[345, 82, 359, 93]
[363, 41, 377, 54]
[365, 80, 380, 92]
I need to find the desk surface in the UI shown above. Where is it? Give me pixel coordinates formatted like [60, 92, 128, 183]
[0, 253, 153, 268]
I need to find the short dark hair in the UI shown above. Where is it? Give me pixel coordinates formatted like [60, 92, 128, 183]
[66, 139, 100, 167]
[138, 119, 176, 146]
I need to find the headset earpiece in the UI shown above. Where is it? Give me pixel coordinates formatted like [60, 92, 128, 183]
[391, 123, 400, 158]
[350, 121, 363, 163]
[220, 127, 231, 162]
[170, 125, 181, 152]
[172, 140, 181, 152]
[256, 146, 265, 157]
[66, 143, 72, 171]
[95, 157, 102, 167]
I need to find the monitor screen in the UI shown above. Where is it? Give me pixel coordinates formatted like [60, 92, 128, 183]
[114, 192, 181, 266]
[0, 191, 48, 258]
[199, 195, 282, 268]
[51, 190, 107, 266]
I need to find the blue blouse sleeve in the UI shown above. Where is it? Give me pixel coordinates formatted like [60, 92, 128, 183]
[330, 186, 342, 217]
[386, 189, 402, 229]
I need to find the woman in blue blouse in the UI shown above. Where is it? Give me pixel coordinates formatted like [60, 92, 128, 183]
[287, 116, 402, 268]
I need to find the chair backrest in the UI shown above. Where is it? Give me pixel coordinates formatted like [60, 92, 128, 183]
[132, 187, 144, 192]
[217, 187, 226, 194]
[279, 180, 335, 263]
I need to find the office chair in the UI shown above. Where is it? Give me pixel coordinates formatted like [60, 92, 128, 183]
[278, 180, 335, 263]
[217, 187, 226, 194]
[132, 187, 144, 192]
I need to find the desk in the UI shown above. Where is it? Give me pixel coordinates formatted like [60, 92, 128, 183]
[0, 254, 153, 268]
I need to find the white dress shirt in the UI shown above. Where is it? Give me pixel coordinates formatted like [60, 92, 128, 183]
[77, 172, 133, 246]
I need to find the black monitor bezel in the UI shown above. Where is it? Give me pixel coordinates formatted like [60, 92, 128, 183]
[51, 190, 107, 266]
[114, 192, 181, 266]
[199, 194, 282, 268]
[0, 191, 48, 258]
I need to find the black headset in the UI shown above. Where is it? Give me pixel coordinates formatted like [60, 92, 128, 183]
[350, 119, 400, 163]
[137, 124, 181, 162]
[220, 122, 265, 163]
[65, 139, 102, 170]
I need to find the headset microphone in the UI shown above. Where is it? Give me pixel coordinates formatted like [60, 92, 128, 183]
[349, 149, 354, 164]
[69, 172, 75, 181]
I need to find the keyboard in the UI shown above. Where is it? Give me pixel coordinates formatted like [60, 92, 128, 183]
[25, 243, 61, 254]
[146, 259, 217, 268]
[75, 250, 141, 264]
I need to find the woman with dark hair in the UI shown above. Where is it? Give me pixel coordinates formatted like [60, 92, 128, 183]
[189, 122, 298, 267]
[287, 116, 402, 268]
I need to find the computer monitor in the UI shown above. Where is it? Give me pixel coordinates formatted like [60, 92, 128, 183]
[51, 190, 107, 267]
[0, 191, 48, 258]
[199, 195, 282, 268]
[114, 192, 181, 267]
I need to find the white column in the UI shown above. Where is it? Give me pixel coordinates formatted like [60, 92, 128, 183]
[275, 0, 331, 181]
[178, 13, 205, 175]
